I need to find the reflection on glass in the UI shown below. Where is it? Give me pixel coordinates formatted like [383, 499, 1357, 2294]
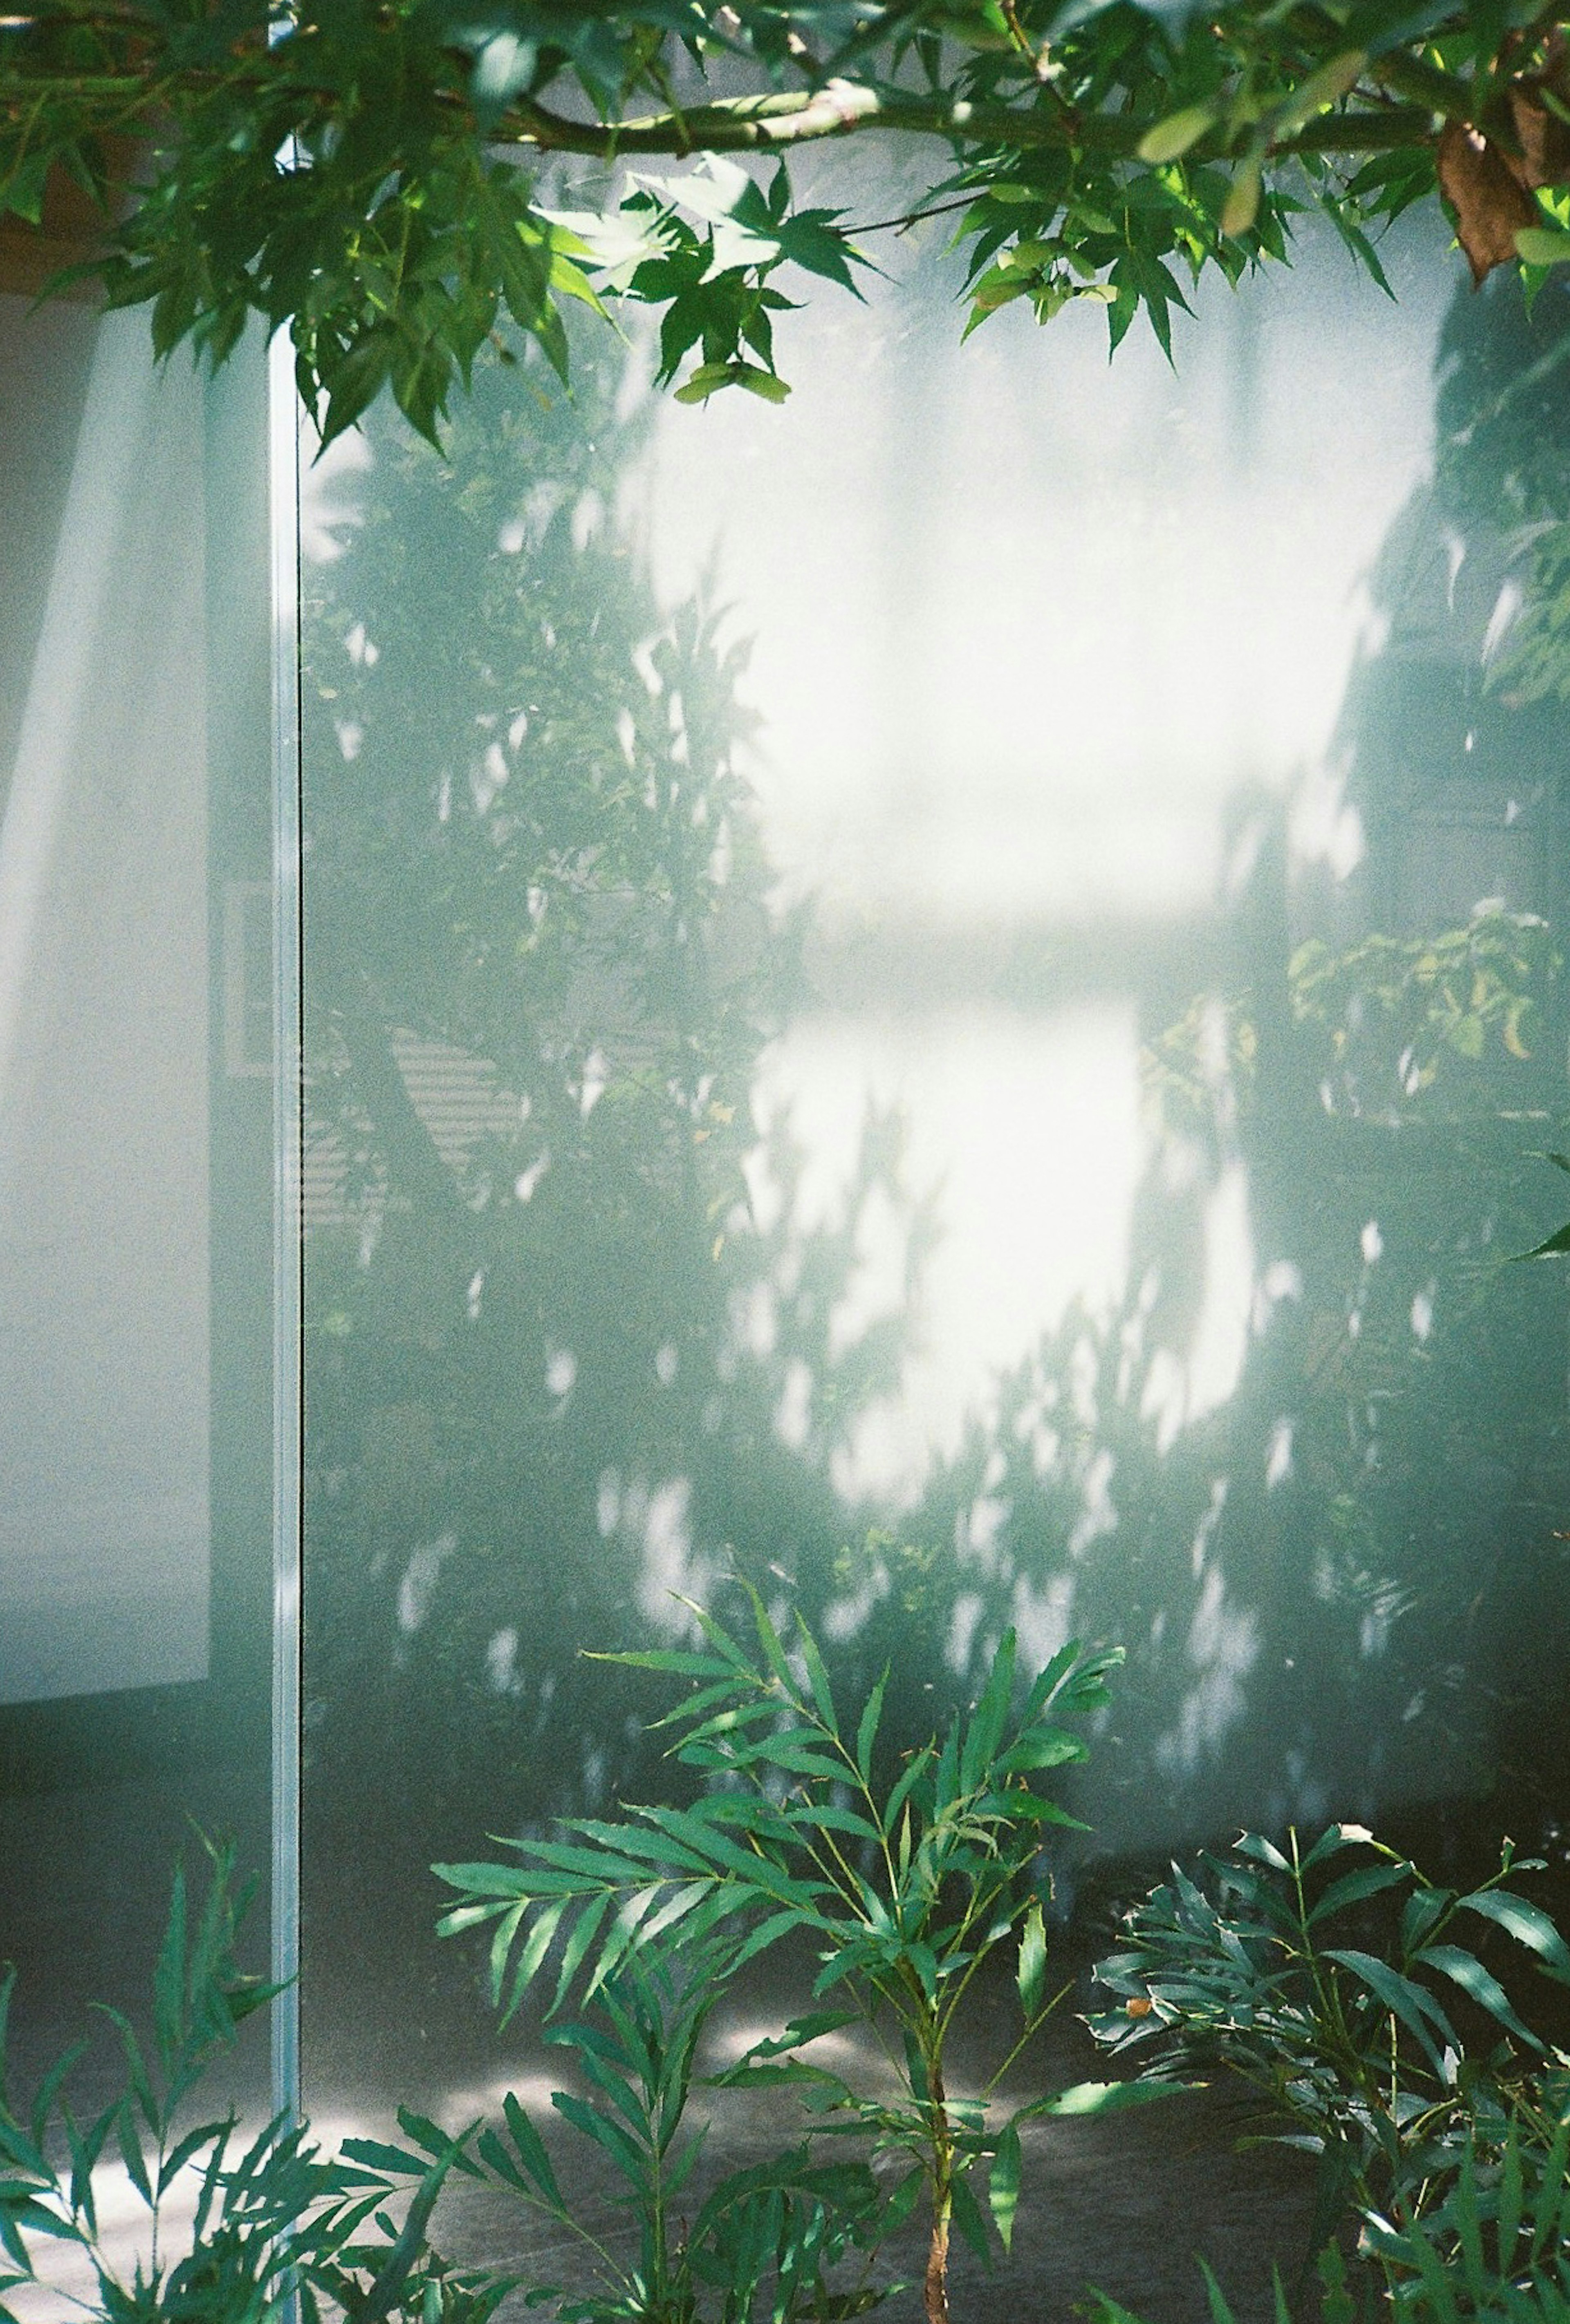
[0, 294, 276, 2156]
[0, 308, 211, 1703]
[300, 210, 1570, 2135]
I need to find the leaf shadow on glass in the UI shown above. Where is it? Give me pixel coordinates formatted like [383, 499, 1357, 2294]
[302, 265, 1570, 2109]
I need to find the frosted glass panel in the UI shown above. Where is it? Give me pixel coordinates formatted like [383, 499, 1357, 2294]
[299, 204, 1570, 2182]
[0, 305, 211, 1705]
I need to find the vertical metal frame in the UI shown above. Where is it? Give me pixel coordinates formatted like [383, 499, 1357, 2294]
[269, 329, 303, 2121]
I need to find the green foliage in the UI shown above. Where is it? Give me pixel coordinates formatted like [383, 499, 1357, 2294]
[7, 0, 1570, 435]
[361, 1950, 887, 2322]
[1512, 1149, 1570, 1260]
[0, 1838, 482, 2324]
[1090, 1824, 1570, 2293]
[1081, 2255, 1296, 2324]
[1364, 2106, 1570, 2319]
[1084, 2125, 1570, 2322]
[1141, 908, 1562, 1134]
[1289, 915, 1560, 1094]
[1487, 522, 1570, 707]
[435, 1600, 1164, 2321]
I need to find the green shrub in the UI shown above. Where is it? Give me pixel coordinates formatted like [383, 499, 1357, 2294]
[435, 1592, 1171, 2324]
[0, 1841, 487, 2324]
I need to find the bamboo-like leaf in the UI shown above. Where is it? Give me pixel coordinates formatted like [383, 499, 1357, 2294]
[1512, 1217, 1570, 1261]
[1457, 1887, 1570, 1980]
[1138, 103, 1217, 163]
[552, 1893, 612, 2015]
[115, 2100, 153, 2205]
[1, 2198, 77, 2245]
[398, 2106, 484, 2174]
[588, 1651, 740, 1679]
[1400, 1883, 1453, 1957]
[554, 2038, 647, 2138]
[1022, 2079, 1184, 2118]
[27, 2044, 85, 2158]
[741, 1582, 796, 1692]
[650, 1679, 758, 1733]
[932, 1723, 961, 1815]
[64, 2104, 109, 2237]
[856, 1669, 888, 1782]
[550, 2089, 648, 2188]
[155, 2117, 226, 2196]
[795, 1617, 838, 1735]
[1416, 1943, 1542, 2049]
[996, 1730, 1084, 1775]
[731, 1738, 847, 1784]
[502, 1896, 569, 2019]
[581, 1887, 666, 2003]
[720, 1907, 815, 1980]
[781, 1800, 881, 1847]
[432, 1860, 535, 1898]
[1017, 1900, 1048, 2019]
[948, 2167, 993, 2266]
[501, 2091, 565, 2211]
[960, 1628, 1016, 1793]
[488, 1900, 527, 2004]
[1196, 2257, 1247, 2324]
[0, 2204, 36, 2279]
[1299, 1822, 1377, 1874]
[342, 2135, 430, 2176]
[475, 2125, 530, 2195]
[676, 1599, 754, 1673]
[733, 2010, 861, 2067]
[987, 2123, 1022, 2252]
[1001, 1793, 1090, 1831]
[884, 2164, 924, 2234]
[1306, 1861, 1411, 1924]
[632, 1880, 715, 1950]
[1232, 1832, 1291, 1873]
[1323, 1947, 1457, 2065]
[153, 1858, 188, 2075]
[883, 1744, 934, 1836]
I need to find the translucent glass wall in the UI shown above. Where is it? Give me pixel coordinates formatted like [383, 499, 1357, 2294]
[298, 201, 1570, 2289]
[0, 293, 283, 2136]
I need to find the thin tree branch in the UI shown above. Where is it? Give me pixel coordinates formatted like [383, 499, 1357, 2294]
[498, 80, 1437, 163]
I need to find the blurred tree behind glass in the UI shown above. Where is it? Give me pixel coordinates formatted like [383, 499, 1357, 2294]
[303, 271, 1570, 2044]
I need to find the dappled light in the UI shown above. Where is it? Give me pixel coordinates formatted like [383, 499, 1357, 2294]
[295, 212, 1570, 2171]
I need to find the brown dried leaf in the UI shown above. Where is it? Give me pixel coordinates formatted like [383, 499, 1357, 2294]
[1438, 119, 1536, 283]
[1505, 85, 1570, 188]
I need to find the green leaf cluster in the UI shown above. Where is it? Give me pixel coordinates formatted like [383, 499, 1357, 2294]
[1086, 2124, 1570, 2322]
[1089, 1822, 1570, 2298]
[435, 1596, 1155, 2321]
[0, 1838, 484, 2324]
[1141, 907, 1561, 1135]
[7, 0, 1570, 434]
[1362, 2108, 1570, 2319]
[359, 1952, 888, 2322]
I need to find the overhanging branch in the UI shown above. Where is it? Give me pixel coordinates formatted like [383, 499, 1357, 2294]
[500, 79, 1436, 164]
